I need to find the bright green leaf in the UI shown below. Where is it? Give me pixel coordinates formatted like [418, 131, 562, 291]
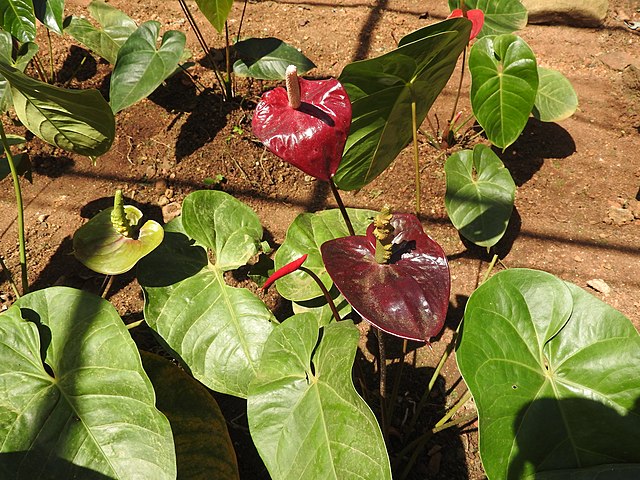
[138, 196, 275, 398]
[0, 134, 27, 181]
[533, 66, 578, 122]
[445, 144, 515, 247]
[194, 0, 232, 33]
[181, 190, 263, 271]
[0, 287, 176, 479]
[448, 0, 527, 38]
[0, 30, 37, 113]
[141, 352, 240, 480]
[457, 269, 640, 480]
[233, 37, 315, 80]
[0, 0, 36, 43]
[469, 34, 538, 149]
[64, 0, 137, 64]
[274, 208, 377, 302]
[334, 18, 471, 190]
[248, 313, 392, 480]
[109, 21, 185, 113]
[34, 0, 64, 35]
[0, 60, 115, 157]
[73, 204, 164, 275]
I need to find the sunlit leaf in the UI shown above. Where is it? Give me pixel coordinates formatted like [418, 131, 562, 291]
[34, 0, 64, 34]
[533, 67, 578, 122]
[194, 0, 232, 33]
[233, 37, 315, 80]
[0, 0, 36, 43]
[448, 0, 528, 38]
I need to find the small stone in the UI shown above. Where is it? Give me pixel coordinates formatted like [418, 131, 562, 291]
[599, 52, 638, 72]
[522, 0, 608, 27]
[162, 202, 181, 223]
[606, 206, 634, 225]
[154, 179, 167, 193]
[37, 214, 49, 223]
[304, 175, 313, 182]
[145, 165, 157, 178]
[158, 195, 170, 207]
[573, 256, 584, 262]
[629, 199, 640, 219]
[587, 278, 611, 295]
[164, 188, 174, 199]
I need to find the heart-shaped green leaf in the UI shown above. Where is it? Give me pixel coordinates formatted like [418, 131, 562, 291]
[140, 351, 240, 480]
[274, 208, 377, 302]
[194, 0, 232, 33]
[34, 0, 64, 35]
[138, 193, 275, 398]
[0, 35, 38, 113]
[533, 67, 578, 122]
[457, 269, 640, 480]
[469, 34, 538, 149]
[73, 204, 164, 275]
[448, 0, 528, 38]
[0, 60, 115, 157]
[233, 37, 316, 80]
[181, 190, 263, 271]
[109, 21, 186, 113]
[334, 18, 471, 190]
[321, 214, 450, 342]
[0, 0, 36, 43]
[445, 144, 515, 247]
[0, 287, 176, 479]
[64, 0, 137, 64]
[248, 313, 392, 480]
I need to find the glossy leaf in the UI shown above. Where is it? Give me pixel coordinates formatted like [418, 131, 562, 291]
[233, 37, 316, 80]
[321, 214, 450, 342]
[181, 190, 263, 271]
[457, 269, 640, 480]
[0, 134, 27, 181]
[252, 74, 351, 181]
[248, 313, 392, 480]
[0, 0, 36, 42]
[0, 37, 38, 113]
[138, 193, 275, 398]
[73, 204, 164, 275]
[0, 60, 115, 157]
[0, 287, 176, 479]
[34, 0, 64, 34]
[274, 208, 377, 302]
[194, 0, 232, 33]
[334, 18, 471, 190]
[109, 21, 186, 113]
[469, 34, 538, 149]
[64, 0, 137, 64]
[448, 0, 528, 38]
[533, 66, 578, 122]
[445, 144, 515, 247]
[141, 352, 240, 480]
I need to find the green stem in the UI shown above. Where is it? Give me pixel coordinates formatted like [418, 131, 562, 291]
[481, 253, 499, 285]
[385, 339, 407, 437]
[126, 319, 145, 330]
[0, 122, 28, 294]
[299, 266, 342, 322]
[329, 178, 355, 236]
[31, 54, 48, 83]
[0, 255, 20, 298]
[236, 0, 249, 43]
[434, 390, 472, 429]
[101, 275, 114, 299]
[46, 29, 55, 83]
[448, 47, 467, 127]
[224, 21, 233, 99]
[411, 99, 420, 214]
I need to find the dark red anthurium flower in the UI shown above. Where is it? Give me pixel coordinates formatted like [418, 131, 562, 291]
[448, 8, 485, 40]
[252, 65, 352, 181]
[262, 254, 308, 290]
[321, 214, 450, 343]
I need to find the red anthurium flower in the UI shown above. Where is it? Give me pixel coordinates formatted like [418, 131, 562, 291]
[252, 65, 352, 181]
[448, 8, 485, 40]
[262, 254, 308, 290]
[321, 214, 450, 343]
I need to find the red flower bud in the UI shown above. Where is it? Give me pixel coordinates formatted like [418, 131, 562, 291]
[262, 254, 308, 290]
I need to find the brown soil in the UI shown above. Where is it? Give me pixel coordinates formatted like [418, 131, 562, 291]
[1, 1, 640, 479]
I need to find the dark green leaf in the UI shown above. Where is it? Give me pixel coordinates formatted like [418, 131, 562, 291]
[64, 0, 137, 64]
[274, 208, 377, 302]
[469, 34, 538, 148]
[448, 0, 528, 38]
[34, 0, 64, 34]
[334, 18, 471, 190]
[194, 0, 232, 33]
[141, 352, 240, 480]
[233, 37, 315, 80]
[0, 287, 176, 479]
[109, 21, 185, 113]
[0, 0, 36, 43]
[457, 269, 640, 479]
[0, 134, 27, 181]
[0, 60, 115, 157]
[444, 144, 515, 247]
[533, 67, 578, 122]
[248, 314, 391, 479]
